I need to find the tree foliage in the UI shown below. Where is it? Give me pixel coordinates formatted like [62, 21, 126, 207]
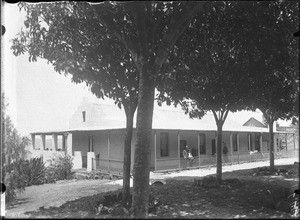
[11, 2, 140, 207]
[11, 2, 208, 216]
[12, 2, 139, 108]
[1, 93, 29, 168]
[1, 93, 30, 202]
[158, 0, 299, 180]
[158, 2, 254, 184]
[242, 1, 299, 172]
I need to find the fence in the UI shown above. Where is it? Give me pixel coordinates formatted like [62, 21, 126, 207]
[154, 148, 297, 172]
[88, 148, 297, 173]
[92, 157, 123, 174]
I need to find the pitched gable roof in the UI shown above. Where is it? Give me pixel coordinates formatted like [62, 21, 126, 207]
[243, 117, 267, 128]
[31, 99, 273, 134]
[66, 100, 270, 133]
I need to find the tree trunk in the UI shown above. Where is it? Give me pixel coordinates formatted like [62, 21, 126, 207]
[132, 65, 156, 218]
[216, 122, 223, 185]
[269, 120, 275, 173]
[122, 108, 135, 208]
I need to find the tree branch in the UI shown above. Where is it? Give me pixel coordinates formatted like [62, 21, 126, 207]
[223, 109, 229, 122]
[212, 110, 219, 122]
[155, 2, 207, 68]
[91, 4, 139, 62]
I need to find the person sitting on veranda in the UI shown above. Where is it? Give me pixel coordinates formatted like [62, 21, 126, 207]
[222, 142, 228, 155]
[188, 148, 194, 166]
[222, 142, 228, 163]
[183, 145, 194, 168]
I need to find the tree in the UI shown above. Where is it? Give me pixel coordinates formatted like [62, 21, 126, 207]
[241, 1, 299, 172]
[158, 2, 252, 184]
[11, 2, 208, 216]
[1, 93, 29, 167]
[11, 2, 139, 207]
[159, 0, 299, 178]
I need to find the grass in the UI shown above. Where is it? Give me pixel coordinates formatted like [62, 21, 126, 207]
[25, 164, 299, 218]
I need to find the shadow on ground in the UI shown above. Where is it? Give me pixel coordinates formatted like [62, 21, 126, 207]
[24, 164, 299, 218]
[7, 198, 31, 209]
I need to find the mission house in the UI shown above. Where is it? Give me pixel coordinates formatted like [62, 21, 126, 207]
[29, 98, 298, 174]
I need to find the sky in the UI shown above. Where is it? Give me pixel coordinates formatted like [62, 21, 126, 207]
[2, 3, 112, 136]
[2, 3, 292, 137]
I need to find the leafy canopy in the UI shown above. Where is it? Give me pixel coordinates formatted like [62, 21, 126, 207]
[11, 2, 140, 110]
[242, 1, 299, 122]
[158, 2, 252, 121]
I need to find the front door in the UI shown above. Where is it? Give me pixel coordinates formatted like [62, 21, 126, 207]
[211, 139, 216, 155]
[255, 134, 260, 151]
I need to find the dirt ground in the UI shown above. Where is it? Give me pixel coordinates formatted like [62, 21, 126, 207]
[5, 157, 299, 218]
[6, 179, 122, 218]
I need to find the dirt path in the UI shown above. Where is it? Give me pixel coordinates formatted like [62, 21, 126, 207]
[6, 157, 298, 218]
[6, 179, 122, 218]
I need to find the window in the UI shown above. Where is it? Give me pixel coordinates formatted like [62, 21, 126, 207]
[233, 133, 238, 151]
[211, 139, 216, 155]
[82, 111, 86, 122]
[180, 140, 187, 157]
[191, 147, 198, 157]
[199, 133, 206, 154]
[160, 132, 169, 157]
[248, 134, 253, 151]
[255, 134, 261, 151]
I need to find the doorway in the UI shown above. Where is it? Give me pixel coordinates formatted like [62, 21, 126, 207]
[211, 139, 216, 155]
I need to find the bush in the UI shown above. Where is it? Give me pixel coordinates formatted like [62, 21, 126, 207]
[193, 176, 217, 188]
[193, 176, 243, 189]
[6, 158, 46, 186]
[3, 168, 26, 204]
[4, 157, 46, 203]
[43, 167, 57, 184]
[47, 153, 75, 181]
[22, 158, 46, 186]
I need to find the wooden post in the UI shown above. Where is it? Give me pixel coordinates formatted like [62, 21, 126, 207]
[177, 131, 181, 169]
[285, 133, 288, 152]
[260, 133, 263, 160]
[198, 132, 200, 167]
[65, 133, 72, 155]
[237, 133, 240, 164]
[293, 133, 295, 156]
[52, 134, 57, 151]
[31, 134, 35, 150]
[107, 131, 110, 172]
[215, 131, 218, 150]
[41, 134, 45, 151]
[260, 133, 263, 152]
[248, 133, 251, 161]
[230, 132, 233, 164]
[154, 130, 157, 171]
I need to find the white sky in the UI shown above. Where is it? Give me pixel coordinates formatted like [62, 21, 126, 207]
[2, 3, 292, 137]
[2, 3, 113, 136]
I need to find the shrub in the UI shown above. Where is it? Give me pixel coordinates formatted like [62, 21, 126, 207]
[193, 176, 243, 189]
[23, 158, 46, 186]
[47, 153, 75, 181]
[43, 167, 57, 184]
[4, 157, 45, 203]
[3, 167, 26, 204]
[9, 158, 46, 186]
